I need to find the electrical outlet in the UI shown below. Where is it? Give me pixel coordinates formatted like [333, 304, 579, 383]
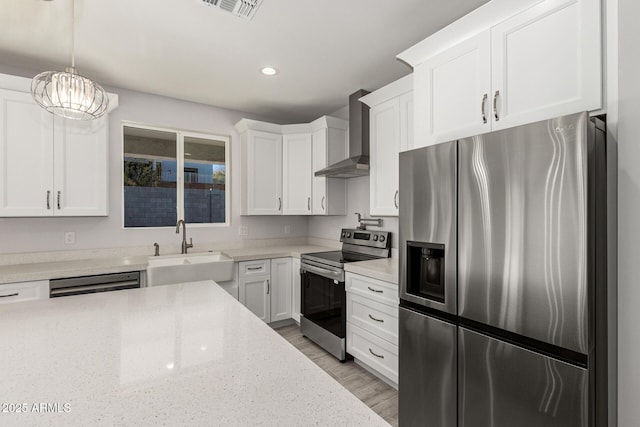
[284, 225, 290, 235]
[238, 226, 248, 236]
[64, 232, 76, 245]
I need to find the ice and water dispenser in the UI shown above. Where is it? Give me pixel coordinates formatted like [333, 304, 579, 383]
[406, 242, 445, 303]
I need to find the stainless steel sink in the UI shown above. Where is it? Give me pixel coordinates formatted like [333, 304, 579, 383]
[146, 252, 234, 286]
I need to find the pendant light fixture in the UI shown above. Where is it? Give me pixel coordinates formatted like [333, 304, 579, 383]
[31, 0, 109, 120]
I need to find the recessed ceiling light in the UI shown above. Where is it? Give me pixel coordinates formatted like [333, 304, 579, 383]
[260, 67, 278, 76]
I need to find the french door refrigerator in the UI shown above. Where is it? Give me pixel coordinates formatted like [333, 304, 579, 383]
[398, 112, 608, 427]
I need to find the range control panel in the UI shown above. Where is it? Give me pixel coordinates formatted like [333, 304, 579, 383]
[340, 228, 391, 249]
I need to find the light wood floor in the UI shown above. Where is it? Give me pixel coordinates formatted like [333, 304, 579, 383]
[275, 324, 398, 426]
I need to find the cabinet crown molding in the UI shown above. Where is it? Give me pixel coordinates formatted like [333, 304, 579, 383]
[397, 0, 544, 67]
[235, 115, 347, 135]
[359, 75, 413, 108]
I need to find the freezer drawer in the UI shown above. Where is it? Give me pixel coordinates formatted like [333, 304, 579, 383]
[399, 306, 456, 427]
[458, 327, 588, 427]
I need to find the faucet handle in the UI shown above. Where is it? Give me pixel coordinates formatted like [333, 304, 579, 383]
[187, 238, 193, 249]
[153, 242, 160, 256]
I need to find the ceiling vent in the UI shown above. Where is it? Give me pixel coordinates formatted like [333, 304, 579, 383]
[201, 0, 264, 20]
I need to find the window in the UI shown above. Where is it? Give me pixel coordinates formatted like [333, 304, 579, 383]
[123, 124, 230, 228]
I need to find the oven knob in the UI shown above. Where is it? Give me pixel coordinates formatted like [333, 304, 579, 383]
[346, 232, 351, 238]
[341, 232, 346, 238]
[379, 235, 386, 243]
[373, 235, 379, 241]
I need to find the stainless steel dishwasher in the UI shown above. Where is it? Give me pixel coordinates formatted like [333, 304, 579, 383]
[49, 272, 141, 298]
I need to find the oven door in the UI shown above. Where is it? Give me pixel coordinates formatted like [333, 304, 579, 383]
[300, 261, 346, 339]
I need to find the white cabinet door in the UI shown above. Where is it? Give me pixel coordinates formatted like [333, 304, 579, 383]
[311, 128, 327, 215]
[311, 124, 347, 216]
[239, 275, 270, 323]
[246, 130, 282, 215]
[0, 89, 54, 216]
[415, 31, 491, 147]
[291, 257, 301, 323]
[491, 0, 601, 130]
[270, 257, 292, 322]
[282, 133, 312, 215]
[53, 116, 108, 216]
[399, 91, 414, 152]
[370, 97, 400, 216]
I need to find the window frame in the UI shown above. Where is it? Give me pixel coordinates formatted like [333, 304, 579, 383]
[121, 121, 231, 229]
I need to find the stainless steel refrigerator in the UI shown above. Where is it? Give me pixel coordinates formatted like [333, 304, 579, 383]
[398, 112, 608, 427]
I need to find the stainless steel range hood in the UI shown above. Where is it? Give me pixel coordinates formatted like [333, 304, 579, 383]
[315, 89, 370, 178]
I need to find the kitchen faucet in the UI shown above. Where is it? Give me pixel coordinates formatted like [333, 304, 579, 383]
[175, 220, 193, 254]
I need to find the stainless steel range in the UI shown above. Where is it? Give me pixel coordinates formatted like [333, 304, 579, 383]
[300, 228, 391, 361]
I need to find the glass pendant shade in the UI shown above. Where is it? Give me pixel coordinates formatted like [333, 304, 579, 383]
[31, 66, 109, 120]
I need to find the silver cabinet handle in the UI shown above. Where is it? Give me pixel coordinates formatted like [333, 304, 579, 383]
[481, 93, 488, 124]
[266, 279, 270, 295]
[394, 190, 399, 209]
[307, 197, 311, 211]
[493, 90, 500, 121]
[57, 191, 61, 210]
[368, 314, 384, 323]
[247, 266, 262, 271]
[278, 197, 282, 211]
[321, 196, 325, 211]
[369, 348, 384, 359]
[367, 286, 383, 294]
[0, 292, 19, 298]
[46, 190, 51, 210]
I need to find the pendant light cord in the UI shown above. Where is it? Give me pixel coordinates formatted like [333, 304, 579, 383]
[70, 0, 75, 69]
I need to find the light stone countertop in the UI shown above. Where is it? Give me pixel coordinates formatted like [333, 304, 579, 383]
[345, 257, 399, 284]
[0, 281, 389, 426]
[0, 244, 334, 285]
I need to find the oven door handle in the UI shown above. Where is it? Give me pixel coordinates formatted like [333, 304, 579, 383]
[301, 263, 343, 281]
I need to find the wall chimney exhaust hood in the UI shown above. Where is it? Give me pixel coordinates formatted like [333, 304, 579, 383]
[315, 89, 370, 178]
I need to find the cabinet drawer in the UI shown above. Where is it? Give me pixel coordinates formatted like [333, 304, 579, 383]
[239, 260, 270, 277]
[0, 280, 49, 304]
[345, 272, 398, 306]
[347, 322, 398, 384]
[347, 293, 398, 345]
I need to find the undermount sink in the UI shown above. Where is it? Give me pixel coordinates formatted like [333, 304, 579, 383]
[146, 252, 234, 286]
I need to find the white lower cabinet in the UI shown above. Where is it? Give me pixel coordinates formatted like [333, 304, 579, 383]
[291, 257, 301, 323]
[346, 272, 399, 385]
[0, 280, 49, 304]
[238, 258, 292, 324]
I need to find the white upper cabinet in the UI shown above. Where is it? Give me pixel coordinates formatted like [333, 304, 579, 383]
[415, 31, 491, 146]
[360, 75, 412, 217]
[0, 85, 112, 217]
[400, 0, 601, 146]
[54, 116, 108, 216]
[490, 0, 601, 130]
[238, 125, 283, 215]
[311, 116, 347, 215]
[236, 116, 347, 216]
[282, 133, 312, 215]
[370, 97, 400, 216]
[0, 89, 54, 217]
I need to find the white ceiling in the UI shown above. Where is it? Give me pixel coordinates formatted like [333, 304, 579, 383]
[0, 0, 488, 123]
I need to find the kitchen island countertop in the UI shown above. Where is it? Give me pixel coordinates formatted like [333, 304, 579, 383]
[0, 280, 389, 426]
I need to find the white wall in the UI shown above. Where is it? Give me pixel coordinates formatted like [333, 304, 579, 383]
[616, 0, 639, 425]
[0, 85, 309, 254]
